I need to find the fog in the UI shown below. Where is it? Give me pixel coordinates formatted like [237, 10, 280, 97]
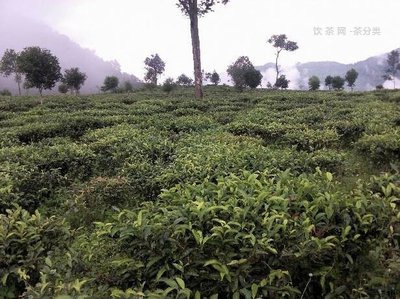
[0, 0, 399, 92]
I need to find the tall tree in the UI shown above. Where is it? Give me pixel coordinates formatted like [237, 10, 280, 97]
[325, 75, 333, 90]
[17, 47, 61, 98]
[383, 50, 400, 89]
[345, 68, 359, 91]
[267, 34, 298, 87]
[0, 49, 23, 96]
[144, 54, 165, 85]
[177, 0, 230, 99]
[62, 67, 87, 95]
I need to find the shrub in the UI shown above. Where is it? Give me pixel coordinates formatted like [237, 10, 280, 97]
[356, 130, 400, 164]
[162, 78, 177, 93]
[0, 206, 70, 297]
[58, 83, 69, 94]
[0, 89, 12, 96]
[93, 169, 400, 298]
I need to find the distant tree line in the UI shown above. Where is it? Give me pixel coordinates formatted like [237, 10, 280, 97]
[306, 69, 359, 91]
[0, 47, 87, 99]
[1, 28, 399, 97]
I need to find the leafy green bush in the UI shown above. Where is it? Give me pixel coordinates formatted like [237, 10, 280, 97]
[0, 206, 70, 298]
[356, 130, 400, 164]
[92, 169, 400, 298]
[0, 143, 95, 212]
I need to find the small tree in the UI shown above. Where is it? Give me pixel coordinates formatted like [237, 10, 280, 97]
[275, 75, 290, 89]
[210, 71, 221, 86]
[0, 49, 23, 96]
[123, 81, 134, 92]
[383, 50, 400, 89]
[227, 56, 257, 91]
[332, 76, 345, 90]
[162, 78, 177, 93]
[58, 84, 69, 94]
[177, 74, 193, 86]
[177, 0, 230, 99]
[308, 76, 320, 91]
[267, 34, 298, 87]
[325, 75, 333, 90]
[144, 54, 165, 85]
[101, 76, 119, 93]
[345, 68, 359, 91]
[0, 89, 12, 96]
[17, 47, 61, 98]
[244, 69, 263, 89]
[62, 68, 87, 95]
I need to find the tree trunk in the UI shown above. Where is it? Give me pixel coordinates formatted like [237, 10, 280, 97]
[189, 1, 203, 99]
[15, 73, 22, 96]
[39, 88, 43, 104]
[275, 50, 281, 85]
[17, 82, 21, 96]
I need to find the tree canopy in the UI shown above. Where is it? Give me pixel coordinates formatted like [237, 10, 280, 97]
[144, 54, 165, 85]
[17, 47, 61, 97]
[345, 68, 359, 91]
[62, 67, 87, 94]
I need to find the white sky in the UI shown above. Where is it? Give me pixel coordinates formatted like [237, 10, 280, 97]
[2, 0, 400, 79]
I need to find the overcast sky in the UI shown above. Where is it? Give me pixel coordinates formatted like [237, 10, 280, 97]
[1, 0, 399, 79]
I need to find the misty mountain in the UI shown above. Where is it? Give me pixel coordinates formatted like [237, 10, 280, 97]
[0, 15, 141, 95]
[257, 51, 397, 91]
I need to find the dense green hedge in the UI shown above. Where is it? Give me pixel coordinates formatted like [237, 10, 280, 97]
[0, 89, 399, 297]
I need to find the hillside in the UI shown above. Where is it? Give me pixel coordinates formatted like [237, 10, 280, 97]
[0, 15, 141, 95]
[257, 51, 397, 90]
[1, 88, 399, 297]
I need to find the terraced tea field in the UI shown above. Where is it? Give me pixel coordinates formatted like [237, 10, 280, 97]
[0, 88, 399, 298]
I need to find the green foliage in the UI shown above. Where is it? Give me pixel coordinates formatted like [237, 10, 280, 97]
[0, 90, 399, 298]
[332, 76, 345, 90]
[345, 68, 359, 91]
[0, 206, 70, 297]
[206, 71, 221, 86]
[308, 76, 320, 91]
[275, 75, 289, 89]
[17, 47, 62, 95]
[356, 130, 400, 164]
[62, 67, 87, 94]
[162, 77, 177, 93]
[325, 75, 333, 90]
[0, 49, 23, 95]
[244, 68, 263, 89]
[101, 76, 119, 93]
[144, 54, 165, 85]
[177, 74, 193, 86]
[93, 169, 400, 297]
[58, 83, 69, 94]
[227, 56, 261, 91]
[0, 89, 12, 96]
[384, 50, 400, 89]
[267, 34, 298, 88]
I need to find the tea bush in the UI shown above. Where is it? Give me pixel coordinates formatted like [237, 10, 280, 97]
[0, 206, 70, 298]
[0, 89, 399, 297]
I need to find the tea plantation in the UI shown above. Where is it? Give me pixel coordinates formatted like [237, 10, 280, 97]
[0, 88, 399, 298]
